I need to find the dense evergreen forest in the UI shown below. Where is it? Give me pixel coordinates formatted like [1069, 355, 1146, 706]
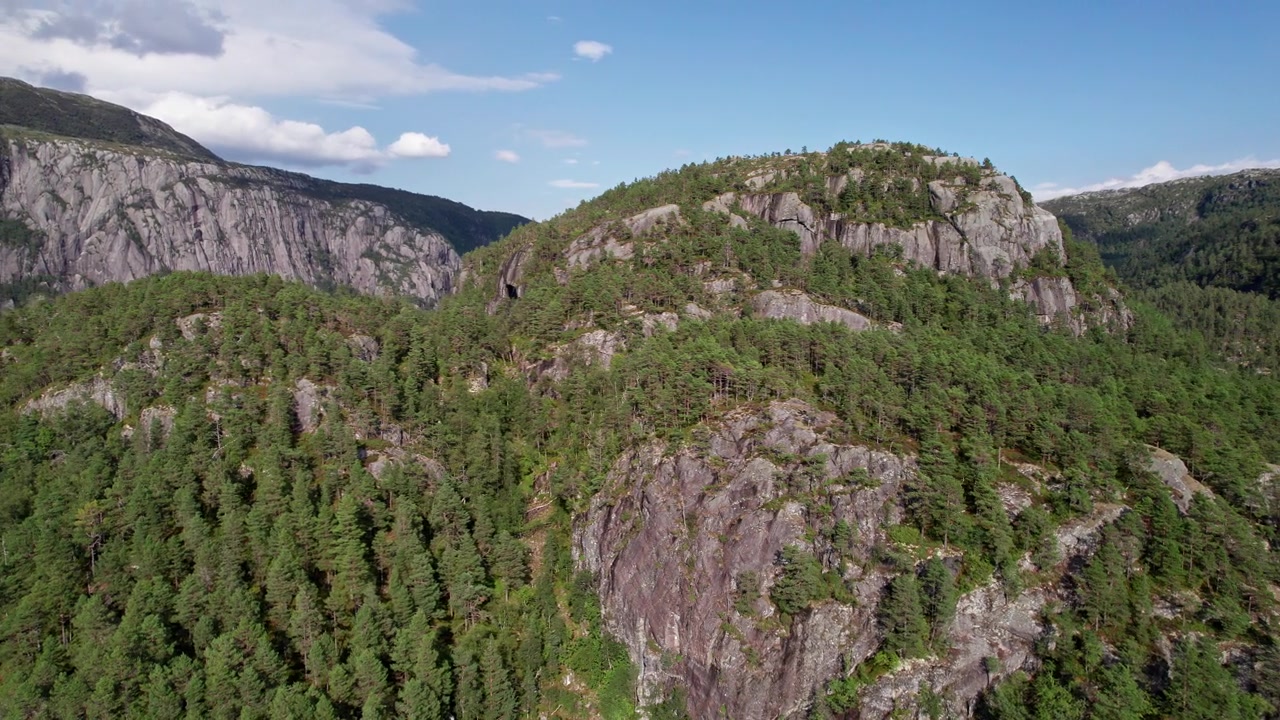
[1046, 170, 1280, 371]
[2, 145, 1280, 718]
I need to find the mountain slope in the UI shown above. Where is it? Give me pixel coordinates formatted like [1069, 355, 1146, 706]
[1044, 170, 1280, 371]
[0, 77, 528, 306]
[1042, 169, 1280, 297]
[0, 77, 217, 161]
[1, 143, 1278, 720]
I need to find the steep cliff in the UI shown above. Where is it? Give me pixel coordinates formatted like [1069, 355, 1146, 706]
[0, 78, 527, 305]
[575, 401, 1131, 720]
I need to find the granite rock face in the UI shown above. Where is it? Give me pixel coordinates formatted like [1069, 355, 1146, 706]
[575, 400, 1126, 719]
[702, 157, 1125, 332]
[1147, 446, 1215, 513]
[752, 289, 873, 332]
[0, 136, 464, 303]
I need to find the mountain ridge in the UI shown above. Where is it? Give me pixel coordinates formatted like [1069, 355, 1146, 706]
[0, 77, 529, 306]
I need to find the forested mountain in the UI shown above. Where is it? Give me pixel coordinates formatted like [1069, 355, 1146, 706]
[2, 143, 1279, 720]
[0, 77, 528, 307]
[1044, 170, 1280, 371]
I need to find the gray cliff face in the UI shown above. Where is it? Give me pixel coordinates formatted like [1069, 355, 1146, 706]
[705, 164, 1125, 332]
[576, 400, 1128, 720]
[709, 171, 1060, 280]
[0, 136, 461, 302]
[752, 289, 875, 332]
[576, 400, 911, 720]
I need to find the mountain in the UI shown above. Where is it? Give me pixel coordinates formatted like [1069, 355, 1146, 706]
[0, 77, 218, 161]
[1043, 170, 1280, 371]
[1041, 169, 1280, 297]
[1, 142, 1278, 720]
[0, 77, 528, 306]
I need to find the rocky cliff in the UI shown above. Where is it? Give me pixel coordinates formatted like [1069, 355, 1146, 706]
[575, 401, 1129, 720]
[489, 143, 1128, 335]
[0, 78, 526, 305]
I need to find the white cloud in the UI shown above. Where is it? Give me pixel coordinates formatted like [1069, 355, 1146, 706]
[0, 0, 559, 100]
[562, 158, 578, 165]
[388, 132, 450, 158]
[494, 149, 520, 163]
[526, 128, 587, 148]
[550, 179, 598, 189]
[139, 92, 445, 171]
[28, 0, 228, 57]
[573, 40, 612, 62]
[1033, 157, 1280, 200]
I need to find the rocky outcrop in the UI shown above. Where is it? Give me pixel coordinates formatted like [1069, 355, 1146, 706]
[752, 290, 873, 332]
[578, 397, 1131, 717]
[1010, 276, 1082, 332]
[1147, 447, 1215, 513]
[137, 404, 177, 443]
[175, 312, 223, 341]
[0, 135, 465, 303]
[859, 503, 1124, 718]
[23, 375, 127, 419]
[703, 159, 1125, 331]
[735, 193, 824, 255]
[577, 400, 916, 719]
[565, 204, 684, 270]
[576, 399, 1130, 719]
[707, 170, 1059, 281]
[539, 330, 626, 382]
[293, 378, 334, 434]
[347, 334, 381, 362]
[640, 312, 679, 336]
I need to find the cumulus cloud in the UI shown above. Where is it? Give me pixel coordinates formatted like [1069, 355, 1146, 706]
[1033, 157, 1280, 200]
[550, 179, 598, 189]
[494, 149, 520, 163]
[525, 128, 587, 148]
[139, 92, 446, 172]
[573, 40, 612, 62]
[388, 132, 450, 158]
[0, 0, 559, 100]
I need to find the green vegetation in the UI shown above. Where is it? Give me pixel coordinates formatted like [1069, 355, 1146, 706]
[1045, 170, 1280, 299]
[1046, 170, 1280, 370]
[1, 144, 1278, 718]
[0, 274, 635, 719]
[0, 77, 217, 160]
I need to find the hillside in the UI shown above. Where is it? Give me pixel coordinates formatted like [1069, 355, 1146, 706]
[1042, 169, 1280, 297]
[1, 143, 1279, 720]
[0, 77, 528, 306]
[0, 77, 218, 161]
[1044, 170, 1280, 371]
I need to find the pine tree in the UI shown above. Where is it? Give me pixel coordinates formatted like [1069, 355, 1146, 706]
[919, 557, 957, 645]
[481, 639, 517, 720]
[880, 572, 929, 659]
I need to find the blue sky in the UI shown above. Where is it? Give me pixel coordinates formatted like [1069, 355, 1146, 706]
[2, 0, 1279, 220]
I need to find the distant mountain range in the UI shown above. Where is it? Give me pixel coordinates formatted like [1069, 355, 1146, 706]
[1044, 169, 1280, 371]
